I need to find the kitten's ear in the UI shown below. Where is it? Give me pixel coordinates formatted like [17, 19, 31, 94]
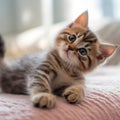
[72, 11, 88, 28]
[97, 43, 117, 63]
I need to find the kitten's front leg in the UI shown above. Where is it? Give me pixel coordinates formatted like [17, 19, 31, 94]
[27, 68, 56, 109]
[63, 84, 85, 104]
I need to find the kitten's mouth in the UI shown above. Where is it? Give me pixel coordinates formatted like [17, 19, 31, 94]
[64, 50, 69, 57]
[63, 49, 73, 59]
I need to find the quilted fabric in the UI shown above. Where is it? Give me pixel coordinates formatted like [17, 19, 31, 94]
[0, 66, 120, 120]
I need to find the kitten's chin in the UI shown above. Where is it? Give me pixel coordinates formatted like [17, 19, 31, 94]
[58, 49, 79, 66]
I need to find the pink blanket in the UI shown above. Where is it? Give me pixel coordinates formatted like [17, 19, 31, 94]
[0, 66, 120, 120]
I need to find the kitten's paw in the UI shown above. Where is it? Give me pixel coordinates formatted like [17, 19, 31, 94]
[31, 93, 56, 109]
[63, 86, 84, 104]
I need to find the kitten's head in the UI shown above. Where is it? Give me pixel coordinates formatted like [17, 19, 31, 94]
[55, 11, 117, 72]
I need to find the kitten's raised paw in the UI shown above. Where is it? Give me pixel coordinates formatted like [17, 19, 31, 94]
[31, 93, 56, 109]
[63, 86, 84, 104]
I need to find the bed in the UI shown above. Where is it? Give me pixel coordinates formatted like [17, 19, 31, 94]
[0, 66, 120, 120]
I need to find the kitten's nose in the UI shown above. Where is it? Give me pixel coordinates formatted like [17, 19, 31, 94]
[68, 45, 74, 51]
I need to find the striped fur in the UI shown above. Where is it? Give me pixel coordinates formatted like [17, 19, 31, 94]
[0, 12, 116, 109]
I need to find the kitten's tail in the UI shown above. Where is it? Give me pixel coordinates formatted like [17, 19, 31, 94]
[0, 35, 5, 91]
[0, 35, 5, 55]
[0, 35, 5, 65]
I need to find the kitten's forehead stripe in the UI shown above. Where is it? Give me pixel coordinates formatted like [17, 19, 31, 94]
[83, 31, 97, 43]
[76, 32, 79, 35]
[74, 35, 84, 46]
[78, 34, 83, 38]
[84, 43, 90, 47]
[84, 38, 97, 43]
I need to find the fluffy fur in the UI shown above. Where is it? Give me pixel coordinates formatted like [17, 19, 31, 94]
[0, 11, 116, 109]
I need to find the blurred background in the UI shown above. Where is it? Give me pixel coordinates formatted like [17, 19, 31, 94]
[0, 0, 120, 64]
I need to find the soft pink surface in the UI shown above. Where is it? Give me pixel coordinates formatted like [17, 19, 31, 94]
[0, 66, 120, 120]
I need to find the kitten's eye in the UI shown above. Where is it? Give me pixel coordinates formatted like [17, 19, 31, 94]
[68, 35, 76, 42]
[78, 48, 87, 56]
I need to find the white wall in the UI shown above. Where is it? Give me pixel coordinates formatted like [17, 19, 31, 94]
[0, 0, 13, 34]
[0, 0, 42, 34]
[0, 0, 118, 34]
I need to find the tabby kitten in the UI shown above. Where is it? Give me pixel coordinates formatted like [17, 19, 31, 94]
[0, 11, 116, 109]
